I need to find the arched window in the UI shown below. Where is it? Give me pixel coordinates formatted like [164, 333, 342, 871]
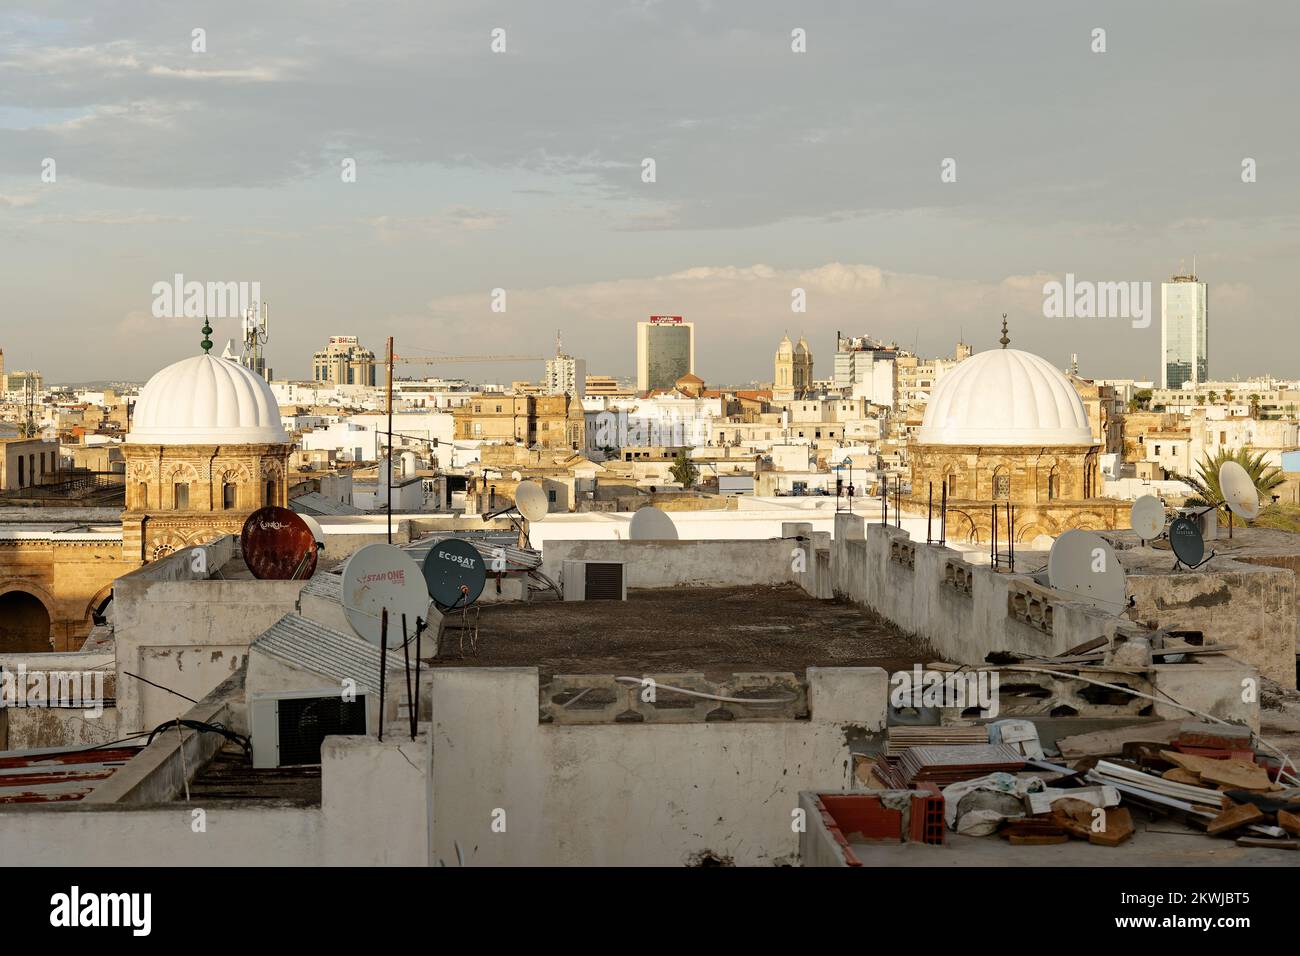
[1046, 467, 1059, 501]
[223, 482, 237, 509]
[137, 482, 148, 507]
[174, 482, 190, 509]
[946, 472, 958, 498]
[264, 481, 275, 506]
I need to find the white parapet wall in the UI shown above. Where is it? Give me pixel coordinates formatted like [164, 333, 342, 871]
[830, 513, 1261, 729]
[541, 532, 821, 594]
[429, 666, 889, 866]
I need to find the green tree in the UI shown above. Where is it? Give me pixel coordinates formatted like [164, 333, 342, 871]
[1171, 447, 1284, 521]
[669, 451, 699, 489]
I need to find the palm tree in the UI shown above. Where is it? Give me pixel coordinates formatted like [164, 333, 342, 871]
[1171, 447, 1284, 521]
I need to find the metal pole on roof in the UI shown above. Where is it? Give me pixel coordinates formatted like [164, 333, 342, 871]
[386, 336, 394, 545]
[378, 608, 388, 743]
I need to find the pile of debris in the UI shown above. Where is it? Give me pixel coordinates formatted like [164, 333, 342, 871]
[859, 718, 1300, 852]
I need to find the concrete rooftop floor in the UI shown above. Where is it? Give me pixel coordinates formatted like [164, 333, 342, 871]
[430, 585, 934, 680]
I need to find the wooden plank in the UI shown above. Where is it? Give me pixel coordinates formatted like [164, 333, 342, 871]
[1207, 802, 1266, 836]
[1057, 721, 1184, 759]
[1089, 807, 1135, 847]
[1235, 837, 1298, 850]
[1279, 809, 1300, 836]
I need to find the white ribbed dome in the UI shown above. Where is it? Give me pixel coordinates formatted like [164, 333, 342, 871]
[916, 348, 1093, 446]
[127, 354, 288, 446]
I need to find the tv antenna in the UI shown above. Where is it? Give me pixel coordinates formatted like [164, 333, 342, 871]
[240, 506, 318, 580]
[1129, 495, 1166, 545]
[481, 479, 549, 547]
[629, 505, 678, 541]
[241, 302, 270, 380]
[340, 543, 432, 742]
[1047, 530, 1132, 614]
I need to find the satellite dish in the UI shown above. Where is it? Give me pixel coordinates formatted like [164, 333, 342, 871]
[1219, 461, 1261, 521]
[340, 544, 430, 647]
[240, 507, 318, 580]
[1130, 495, 1165, 541]
[1169, 517, 1206, 567]
[298, 513, 326, 547]
[421, 538, 487, 610]
[511, 470, 522, 481]
[630, 505, 678, 541]
[515, 481, 549, 522]
[1047, 530, 1126, 611]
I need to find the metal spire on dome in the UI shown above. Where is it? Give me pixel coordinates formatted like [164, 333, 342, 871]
[999, 314, 1010, 349]
[201, 317, 214, 354]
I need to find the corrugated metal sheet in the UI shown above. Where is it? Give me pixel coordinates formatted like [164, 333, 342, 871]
[252, 613, 400, 692]
[0, 746, 138, 804]
[300, 571, 342, 601]
[290, 493, 365, 516]
[404, 536, 542, 572]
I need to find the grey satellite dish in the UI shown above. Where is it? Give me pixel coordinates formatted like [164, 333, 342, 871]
[341, 544, 430, 647]
[1129, 495, 1165, 542]
[630, 505, 678, 541]
[1219, 461, 1261, 521]
[422, 538, 487, 610]
[1047, 530, 1126, 611]
[514, 480, 549, 523]
[1168, 517, 1207, 568]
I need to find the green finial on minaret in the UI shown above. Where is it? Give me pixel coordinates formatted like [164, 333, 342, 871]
[201, 317, 214, 354]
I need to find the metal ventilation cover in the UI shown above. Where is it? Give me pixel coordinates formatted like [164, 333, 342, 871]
[251, 693, 368, 768]
[562, 560, 627, 601]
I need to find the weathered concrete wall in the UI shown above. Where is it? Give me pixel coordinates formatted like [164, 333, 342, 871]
[0, 731, 427, 866]
[320, 733, 428, 866]
[541, 538, 798, 590]
[1127, 566, 1296, 688]
[430, 666, 888, 866]
[2, 705, 120, 750]
[829, 514, 1264, 722]
[0, 650, 118, 748]
[0, 805, 324, 866]
[113, 547, 304, 731]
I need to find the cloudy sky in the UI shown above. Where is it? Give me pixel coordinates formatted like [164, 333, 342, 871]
[2, 0, 1297, 385]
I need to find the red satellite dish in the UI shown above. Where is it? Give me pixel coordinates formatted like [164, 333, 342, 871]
[240, 507, 319, 580]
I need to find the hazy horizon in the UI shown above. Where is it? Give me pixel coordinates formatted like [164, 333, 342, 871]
[3, 1, 1298, 385]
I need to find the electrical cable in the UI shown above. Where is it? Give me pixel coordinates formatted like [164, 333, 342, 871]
[144, 718, 252, 761]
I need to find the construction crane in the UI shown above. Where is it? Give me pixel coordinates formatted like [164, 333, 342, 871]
[390, 353, 543, 366]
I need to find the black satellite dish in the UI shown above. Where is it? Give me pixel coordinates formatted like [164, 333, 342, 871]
[1169, 516, 1212, 569]
[422, 538, 487, 610]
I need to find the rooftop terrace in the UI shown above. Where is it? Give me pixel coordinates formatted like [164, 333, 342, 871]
[430, 585, 934, 680]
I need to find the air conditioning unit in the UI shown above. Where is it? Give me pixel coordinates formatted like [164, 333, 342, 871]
[250, 690, 369, 769]
[562, 560, 627, 601]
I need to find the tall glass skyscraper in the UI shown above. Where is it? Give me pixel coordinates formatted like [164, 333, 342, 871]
[636, 317, 695, 392]
[1161, 274, 1208, 389]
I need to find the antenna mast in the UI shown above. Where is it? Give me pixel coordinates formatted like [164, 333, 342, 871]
[241, 301, 270, 380]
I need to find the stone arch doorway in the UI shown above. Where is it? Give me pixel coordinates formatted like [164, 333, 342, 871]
[0, 589, 52, 652]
